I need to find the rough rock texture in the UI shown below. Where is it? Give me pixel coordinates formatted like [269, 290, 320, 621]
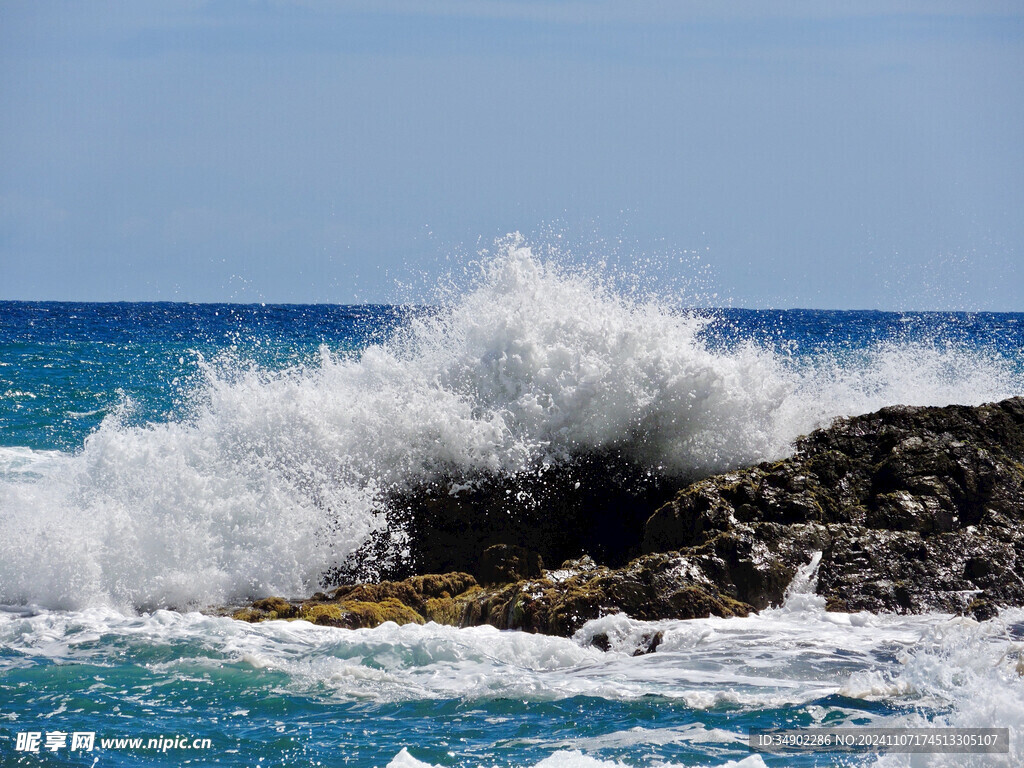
[232, 554, 752, 638]
[232, 573, 478, 629]
[231, 397, 1024, 634]
[644, 397, 1024, 617]
[477, 544, 544, 585]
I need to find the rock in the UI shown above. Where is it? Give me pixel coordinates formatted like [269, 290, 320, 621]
[633, 630, 664, 656]
[327, 572, 478, 614]
[478, 544, 544, 585]
[300, 603, 345, 626]
[251, 596, 298, 619]
[233, 573, 478, 629]
[643, 397, 1024, 615]
[313, 598, 424, 629]
[589, 629, 662, 655]
[458, 551, 753, 636]
[230, 553, 753, 637]
[341, 452, 681, 582]
[229, 397, 1024, 634]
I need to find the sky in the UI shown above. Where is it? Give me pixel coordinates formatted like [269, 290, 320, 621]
[1, 1, 1022, 310]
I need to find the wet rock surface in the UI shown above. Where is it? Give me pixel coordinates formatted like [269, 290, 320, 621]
[346, 452, 681, 582]
[230, 397, 1024, 634]
[644, 397, 1024, 617]
[231, 554, 752, 636]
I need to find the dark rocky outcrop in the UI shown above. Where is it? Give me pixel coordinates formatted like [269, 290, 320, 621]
[478, 544, 544, 585]
[643, 397, 1024, 617]
[338, 452, 681, 583]
[230, 397, 1024, 635]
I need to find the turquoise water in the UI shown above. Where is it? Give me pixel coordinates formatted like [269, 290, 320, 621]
[3, 602, 1023, 767]
[2, 251, 1023, 767]
[8, 605, 1021, 768]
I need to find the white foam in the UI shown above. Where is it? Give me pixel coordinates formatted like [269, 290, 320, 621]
[0, 446, 64, 481]
[3, 602, 1023, 761]
[0, 239, 1021, 609]
[867, 608, 1024, 768]
[0, 602, 927, 708]
[771, 550, 826, 615]
[546, 724, 745, 751]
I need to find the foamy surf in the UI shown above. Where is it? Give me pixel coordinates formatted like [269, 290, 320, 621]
[1, 586, 1021, 764]
[0, 240, 1022, 610]
[0, 446, 64, 481]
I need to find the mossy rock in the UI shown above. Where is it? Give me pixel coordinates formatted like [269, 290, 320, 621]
[300, 603, 345, 626]
[251, 596, 298, 619]
[718, 594, 755, 617]
[419, 572, 477, 596]
[965, 597, 999, 622]
[664, 586, 742, 619]
[478, 544, 544, 585]
[336, 598, 425, 628]
[331, 573, 478, 613]
[543, 590, 606, 635]
[422, 596, 465, 626]
[331, 582, 420, 610]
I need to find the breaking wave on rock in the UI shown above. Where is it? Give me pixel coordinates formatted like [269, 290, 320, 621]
[0, 239, 1020, 609]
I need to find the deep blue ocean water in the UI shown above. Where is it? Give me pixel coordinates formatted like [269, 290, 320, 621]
[2, 253, 1023, 768]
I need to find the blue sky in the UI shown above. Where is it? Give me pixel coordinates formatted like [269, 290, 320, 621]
[1, 1, 1022, 309]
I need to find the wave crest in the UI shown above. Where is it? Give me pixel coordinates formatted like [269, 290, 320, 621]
[0, 239, 1020, 609]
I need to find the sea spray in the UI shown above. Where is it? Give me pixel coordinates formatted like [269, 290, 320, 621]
[0, 240, 1022, 610]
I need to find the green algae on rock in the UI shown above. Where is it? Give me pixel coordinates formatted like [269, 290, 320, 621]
[231, 553, 753, 637]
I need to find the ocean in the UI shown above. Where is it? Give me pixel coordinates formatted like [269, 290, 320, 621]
[2, 246, 1024, 767]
